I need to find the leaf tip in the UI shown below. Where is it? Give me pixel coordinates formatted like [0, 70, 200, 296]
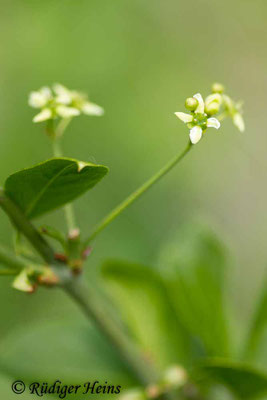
[77, 161, 87, 172]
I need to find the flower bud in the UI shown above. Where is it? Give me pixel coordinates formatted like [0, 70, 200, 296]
[163, 365, 188, 389]
[212, 82, 225, 94]
[205, 101, 220, 115]
[185, 97, 198, 111]
[12, 270, 35, 293]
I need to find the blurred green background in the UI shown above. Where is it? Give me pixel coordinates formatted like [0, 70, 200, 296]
[0, 0, 267, 397]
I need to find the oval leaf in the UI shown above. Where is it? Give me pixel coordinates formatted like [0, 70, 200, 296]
[4, 158, 108, 218]
[102, 259, 191, 369]
[156, 222, 231, 358]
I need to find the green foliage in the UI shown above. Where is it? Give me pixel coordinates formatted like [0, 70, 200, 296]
[4, 158, 108, 219]
[200, 359, 267, 399]
[102, 259, 190, 369]
[157, 223, 231, 358]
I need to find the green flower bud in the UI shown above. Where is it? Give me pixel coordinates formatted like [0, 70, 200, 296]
[205, 101, 220, 115]
[185, 97, 198, 111]
[212, 82, 225, 94]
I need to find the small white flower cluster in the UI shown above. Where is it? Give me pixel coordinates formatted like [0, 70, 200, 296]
[175, 83, 244, 144]
[29, 84, 104, 123]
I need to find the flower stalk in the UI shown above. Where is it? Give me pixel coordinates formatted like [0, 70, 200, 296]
[51, 122, 77, 232]
[85, 141, 192, 245]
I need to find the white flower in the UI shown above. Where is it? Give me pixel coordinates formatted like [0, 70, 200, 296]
[29, 83, 104, 123]
[175, 92, 220, 144]
[53, 83, 104, 117]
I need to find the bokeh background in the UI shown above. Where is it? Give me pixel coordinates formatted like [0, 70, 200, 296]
[0, 0, 267, 397]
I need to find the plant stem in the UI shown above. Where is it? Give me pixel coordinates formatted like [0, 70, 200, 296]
[52, 135, 77, 232]
[85, 141, 192, 244]
[56, 117, 72, 138]
[63, 276, 159, 386]
[0, 189, 55, 264]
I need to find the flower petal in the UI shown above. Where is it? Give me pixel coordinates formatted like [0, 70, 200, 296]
[193, 93, 205, 114]
[29, 87, 52, 108]
[53, 83, 72, 105]
[189, 126, 202, 144]
[33, 108, 52, 123]
[233, 113, 245, 132]
[175, 112, 193, 123]
[29, 92, 47, 109]
[82, 102, 104, 116]
[207, 117, 221, 129]
[56, 105, 80, 118]
[39, 86, 52, 101]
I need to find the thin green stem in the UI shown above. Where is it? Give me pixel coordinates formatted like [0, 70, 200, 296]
[85, 141, 192, 244]
[64, 204, 76, 232]
[56, 117, 72, 138]
[52, 130, 77, 232]
[52, 138, 63, 158]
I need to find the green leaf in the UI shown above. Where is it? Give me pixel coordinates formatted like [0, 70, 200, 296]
[102, 259, 191, 369]
[0, 320, 136, 397]
[156, 222, 231, 358]
[200, 359, 267, 399]
[4, 158, 108, 219]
